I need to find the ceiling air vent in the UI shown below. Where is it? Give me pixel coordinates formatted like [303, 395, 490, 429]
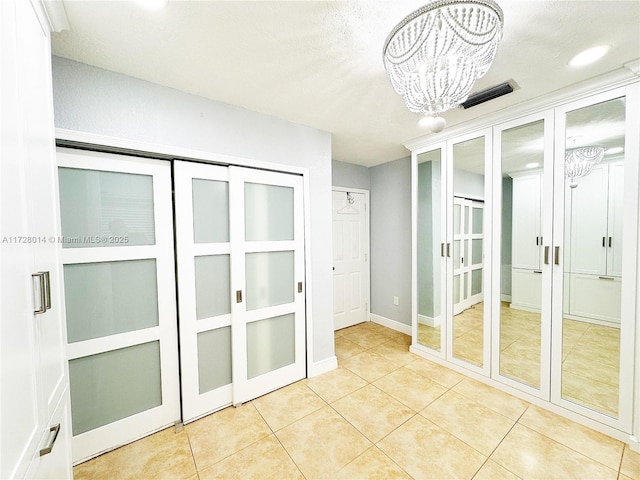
[460, 81, 514, 109]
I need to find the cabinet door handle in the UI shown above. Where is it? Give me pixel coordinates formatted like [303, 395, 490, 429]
[236, 290, 243, 303]
[39, 424, 60, 456]
[32, 273, 47, 314]
[536, 236, 539, 246]
[602, 236, 606, 247]
[544, 246, 549, 265]
[533, 270, 542, 274]
[598, 276, 615, 280]
[608, 236, 612, 248]
[43, 271, 51, 310]
[446, 243, 451, 257]
[554, 246, 560, 265]
[441, 243, 445, 257]
[297, 282, 303, 293]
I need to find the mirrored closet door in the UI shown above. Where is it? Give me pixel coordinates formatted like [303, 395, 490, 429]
[551, 88, 637, 430]
[414, 129, 492, 375]
[492, 111, 554, 398]
[447, 132, 491, 372]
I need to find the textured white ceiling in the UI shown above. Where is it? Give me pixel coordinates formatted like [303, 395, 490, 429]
[51, 0, 640, 167]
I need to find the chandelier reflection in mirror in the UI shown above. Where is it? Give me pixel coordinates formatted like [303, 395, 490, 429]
[382, 0, 504, 133]
[565, 145, 605, 188]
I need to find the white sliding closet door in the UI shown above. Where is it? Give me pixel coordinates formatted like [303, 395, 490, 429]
[174, 162, 233, 422]
[57, 148, 180, 463]
[176, 162, 306, 422]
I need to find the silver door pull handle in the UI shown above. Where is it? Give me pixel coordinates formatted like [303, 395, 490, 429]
[297, 282, 303, 293]
[554, 246, 560, 265]
[32, 272, 47, 314]
[39, 424, 60, 456]
[236, 290, 243, 303]
[544, 246, 549, 265]
[43, 271, 51, 310]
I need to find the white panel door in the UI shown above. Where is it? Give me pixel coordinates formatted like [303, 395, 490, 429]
[176, 162, 306, 419]
[231, 166, 306, 405]
[607, 161, 624, 276]
[568, 164, 608, 275]
[511, 173, 542, 270]
[332, 190, 369, 330]
[174, 162, 233, 423]
[57, 149, 180, 463]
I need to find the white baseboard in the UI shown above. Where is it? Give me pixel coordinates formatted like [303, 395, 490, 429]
[628, 435, 640, 453]
[308, 355, 337, 378]
[370, 313, 411, 335]
[418, 314, 441, 327]
[501, 294, 512, 303]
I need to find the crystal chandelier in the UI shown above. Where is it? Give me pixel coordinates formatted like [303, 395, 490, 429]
[382, 0, 504, 132]
[565, 145, 605, 188]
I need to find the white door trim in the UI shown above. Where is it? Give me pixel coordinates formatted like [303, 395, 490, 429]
[332, 186, 370, 330]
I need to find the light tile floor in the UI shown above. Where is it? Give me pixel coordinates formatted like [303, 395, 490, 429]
[74, 321, 638, 480]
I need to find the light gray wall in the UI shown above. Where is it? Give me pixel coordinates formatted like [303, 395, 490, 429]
[501, 176, 513, 296]
[52, 57, 334, 364]
[453, 168, 484, 198]
[370, 156, 412, 326]
[417, 159, 441, 319]
[332, 160, 370, 190]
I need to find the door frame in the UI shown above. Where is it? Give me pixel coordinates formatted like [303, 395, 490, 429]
[331, 186, 370, 330]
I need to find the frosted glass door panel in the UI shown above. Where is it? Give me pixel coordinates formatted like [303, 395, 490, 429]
[58, 168, 155, 247]
[246, 314, 295, 379]
[472, 208, 483, 234]
[192, 179, 229, 243]
[472, 239, 483, 265]
[195, 255, 231, 319]
[198, 327, 232, 394]
[64, 260, 158, 343]
[245, 183, 294, 241]
[69, 341, 161, 436]
[472, 269, 482, 295]
[245, 251, 294, 310]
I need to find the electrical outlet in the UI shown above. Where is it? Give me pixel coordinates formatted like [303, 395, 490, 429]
[393, 296, 399, 306]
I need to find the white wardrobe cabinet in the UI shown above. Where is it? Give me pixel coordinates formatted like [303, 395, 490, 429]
[566, 160, 624, 324]
[1, 1, 72, 478]
[510, 171, 544, 311]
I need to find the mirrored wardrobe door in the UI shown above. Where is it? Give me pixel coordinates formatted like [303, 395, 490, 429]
[416, 147, 445, 353]
[494, 114, 553, 397]
[552, 89, 636, 429]
[448, 132, 491, 371]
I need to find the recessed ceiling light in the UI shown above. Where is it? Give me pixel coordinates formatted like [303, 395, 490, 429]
[134, 0, 168, 10]
[525, 162, 539, 169]
[606, 147, 624, 155]
[568, 45, 610, 68]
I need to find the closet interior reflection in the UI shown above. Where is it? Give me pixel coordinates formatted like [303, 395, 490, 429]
[559, 97, 626, 418]
[499, 119, 546, 390]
